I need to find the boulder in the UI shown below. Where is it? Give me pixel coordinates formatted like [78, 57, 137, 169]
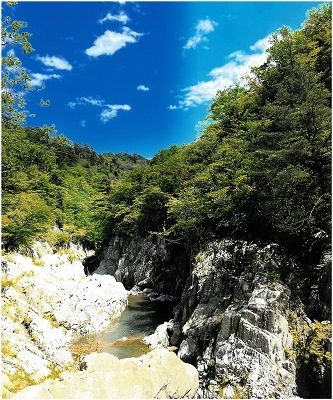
[137, 278, 154, 290]
[143, 322, 170, 348]
[13, 349, 199, 399]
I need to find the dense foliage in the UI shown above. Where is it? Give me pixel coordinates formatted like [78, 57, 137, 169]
[1, 124, 147, 249]
[102, 4, 331, 262]
[1, 4, 331, 266]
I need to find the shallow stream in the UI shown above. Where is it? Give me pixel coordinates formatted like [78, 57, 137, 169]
[73, 294, 175, 359]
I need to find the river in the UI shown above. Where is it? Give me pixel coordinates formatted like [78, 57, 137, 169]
[71, 294, 175, 359]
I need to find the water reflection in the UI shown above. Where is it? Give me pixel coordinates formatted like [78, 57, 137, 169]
[77, 294, 175, 359]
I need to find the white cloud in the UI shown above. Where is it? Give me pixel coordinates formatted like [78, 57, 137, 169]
[29, 73, 61, 87]
[6, 49, 15, 57]
[99, 11, 130, 24]
[197, 19, 217, 34]
[137, 84, 149, 91]
[184, 18, 218, 50]
[36, 55, 72, 70]
[100, 104, 131, 122]
[80, 120, 86, 127]
[85, 27, 142, 57]
[67, 96, 103, 109]
[67, 101, 77, 109]
[250, 37, 271, 52]
[67, 96, 131, 122]
[81, 96, 104, 107]
[170, 36, 270, 110]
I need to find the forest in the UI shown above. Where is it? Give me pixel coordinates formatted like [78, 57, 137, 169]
[2, 3, 331, 272]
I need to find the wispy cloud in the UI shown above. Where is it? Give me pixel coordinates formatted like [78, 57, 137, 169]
[85, 27, 143, 57]
[67, 96, 131, 122]
[170, 36, 270, 110]
[99, 11, 130, 24]
[80, 120, 86, 128]
[67, 96, 103, 109]
[29, 72, 61, 87]
[6, 48, 15, 57]
[36, 55, 73, 70]
[184, 18, 218, 50]
[100, 104, 131, 122]
[137, 84, 149, 91]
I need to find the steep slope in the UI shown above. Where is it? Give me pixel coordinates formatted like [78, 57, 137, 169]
[95, 236, 331, 398]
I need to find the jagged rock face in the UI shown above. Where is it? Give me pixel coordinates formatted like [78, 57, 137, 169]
[175, 240, 298, 398]
[92, 235, 189, 297]
[12, 349, 199, 399]
[1, 243, 128, 395]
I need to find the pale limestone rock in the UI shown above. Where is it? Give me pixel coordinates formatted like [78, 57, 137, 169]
[84, 352, 120, 372]
[1, 246, 128, 387]
[176, 240, 298, 398]
[11, 385, 54, 399]
[143, 321, 169, 348]
[15, 349, 50, 377]
[1, 373, 14, 398]
[13, 349, 199, 399]
[31, 241, 53, 258]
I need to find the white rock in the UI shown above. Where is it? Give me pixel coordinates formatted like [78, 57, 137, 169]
[1, 244, 129, 388]
[143, 322, 170, 348]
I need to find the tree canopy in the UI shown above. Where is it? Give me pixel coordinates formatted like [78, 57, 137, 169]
[98, 4, 331, 262]
[1, 3, 331, 264]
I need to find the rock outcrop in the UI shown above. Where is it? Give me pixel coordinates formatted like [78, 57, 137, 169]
[91, 235, 331, 398]
[171, 240, 300, 398]
[11, 348, 199, 399]
[1, 242, 128, 397]
[90, 235, 190, 297]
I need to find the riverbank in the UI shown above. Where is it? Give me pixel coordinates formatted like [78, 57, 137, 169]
[1, 242, 128, 397]
[11, 348, 199, 399]
[2, 237, 331, 399]
[76, 293, 176, 359]
[94, 235, 332, 399]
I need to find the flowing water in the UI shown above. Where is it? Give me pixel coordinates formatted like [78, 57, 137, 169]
[73, 294, 175, 359]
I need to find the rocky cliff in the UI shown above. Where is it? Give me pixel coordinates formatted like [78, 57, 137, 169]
[174, 240, 297, 398]
[168, 240, 331, 399]
[96, 236, 331, 398]
[89, 235, 190, 297]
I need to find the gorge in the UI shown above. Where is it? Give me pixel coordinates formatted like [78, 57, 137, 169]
[1, 241, 198, 399]
[2, 235, 331, 399]
[1, 3, 331, 399]
[87, 234, 332, 399]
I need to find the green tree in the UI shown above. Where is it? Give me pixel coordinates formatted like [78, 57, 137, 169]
[1, 2, 51, 126]
[2, 2, 35, 126]
[302, 3, 332, 90]
[251, 18, 331, 247]
[2, 192, 54, 249]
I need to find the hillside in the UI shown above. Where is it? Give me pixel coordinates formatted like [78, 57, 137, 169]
[2, 125, 148, 250]
[95, 4, 331, 280]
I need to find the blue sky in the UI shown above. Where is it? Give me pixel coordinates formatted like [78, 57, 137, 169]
[5, 1, 323, 158]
